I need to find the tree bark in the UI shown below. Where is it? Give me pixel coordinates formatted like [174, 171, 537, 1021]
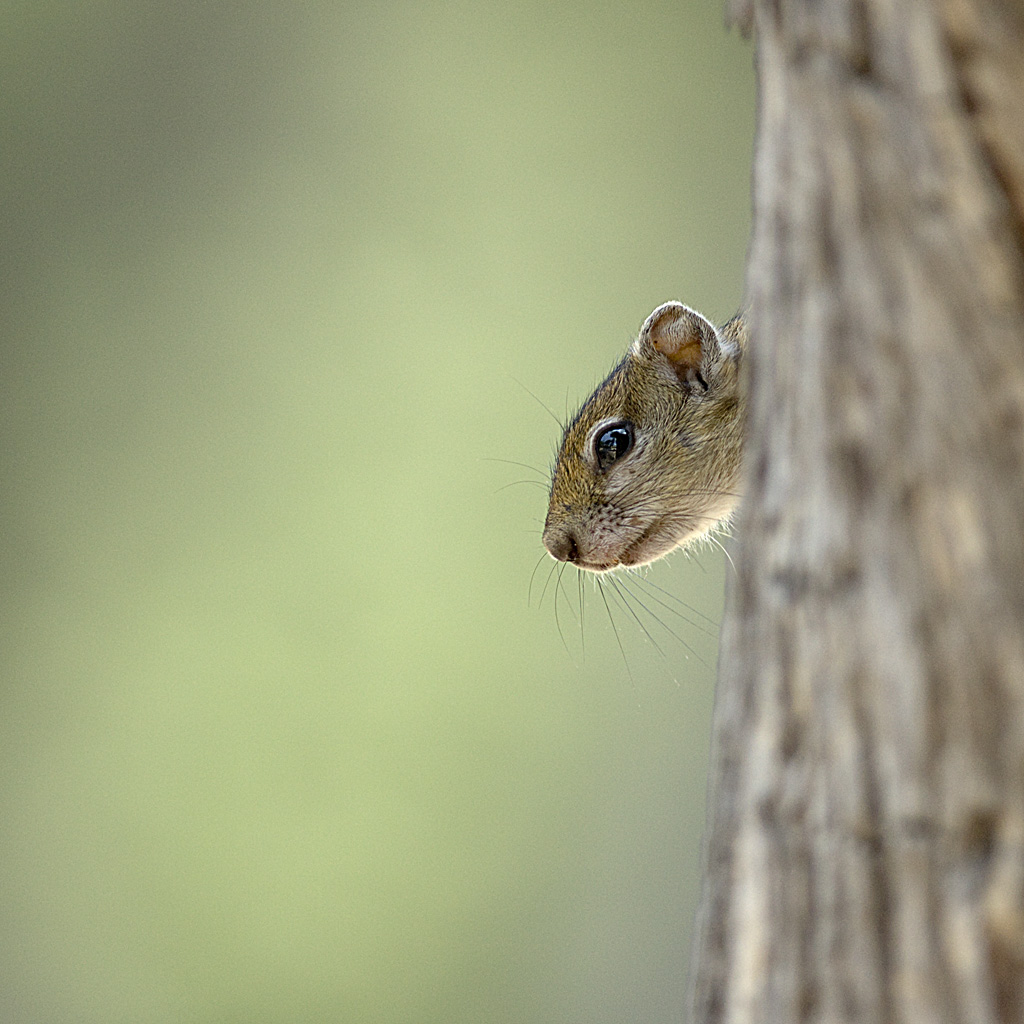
[688, 1, 1024, 1022]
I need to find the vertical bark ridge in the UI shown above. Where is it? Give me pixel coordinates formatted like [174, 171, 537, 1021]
[689, 1, 1024, 1021]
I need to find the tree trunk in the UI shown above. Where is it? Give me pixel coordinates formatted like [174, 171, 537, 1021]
[688, 1, 1024, 1022]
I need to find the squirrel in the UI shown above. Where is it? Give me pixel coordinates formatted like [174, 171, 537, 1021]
[542, 302, 746, 573]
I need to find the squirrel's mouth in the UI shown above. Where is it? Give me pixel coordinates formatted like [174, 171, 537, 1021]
[570, 522, 663, 572]
[618, 517, 677, 568]
[556, 516, 688, 573]
[574, 558, 618, 573]
[568, 519, 672, 572]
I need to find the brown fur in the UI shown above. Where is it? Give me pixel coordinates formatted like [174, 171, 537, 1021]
[542, 304, 746, 572]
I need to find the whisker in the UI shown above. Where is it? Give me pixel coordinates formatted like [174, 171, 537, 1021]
[630, 574, 720, 629]
[596, 577, 633, 685]
[614, 576, 708, 667]
[553, 563, 571, 656]
[494, 479, 549, 494]
[481, 457, 548, 478]
[622, 573, 720, 638]
[606, 576, 665, 657]
[554, 563, 579, 624]
[705, 532, 737, 574]
[510, 376, 564, 430]
[577, 567, 586, 662]
[538, 559, 559, 609]
[528, 551, 549, 606]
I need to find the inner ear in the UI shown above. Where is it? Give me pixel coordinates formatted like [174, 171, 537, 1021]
[638, 302, 718, 389]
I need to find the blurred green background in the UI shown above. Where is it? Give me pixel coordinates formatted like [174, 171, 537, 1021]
[1, 3, 752, 1022]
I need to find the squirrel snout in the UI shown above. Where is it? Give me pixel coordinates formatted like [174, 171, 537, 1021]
[543, 526, 578, 564]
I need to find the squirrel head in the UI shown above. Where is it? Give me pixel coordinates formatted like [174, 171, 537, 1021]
[542, 302, 744, 572]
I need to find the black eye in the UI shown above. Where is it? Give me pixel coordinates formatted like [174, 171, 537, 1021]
[594, 422, 634, 472]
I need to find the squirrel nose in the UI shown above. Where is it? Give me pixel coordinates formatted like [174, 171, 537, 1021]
[543, 528, 579, 563]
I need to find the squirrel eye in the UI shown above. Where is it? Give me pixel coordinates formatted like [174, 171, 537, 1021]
[594, 422, 634, 472]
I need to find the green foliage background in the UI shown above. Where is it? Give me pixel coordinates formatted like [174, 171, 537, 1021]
[1, 3, 753, 1022]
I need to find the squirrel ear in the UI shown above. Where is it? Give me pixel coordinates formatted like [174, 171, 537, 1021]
[635, 302, 719, 388]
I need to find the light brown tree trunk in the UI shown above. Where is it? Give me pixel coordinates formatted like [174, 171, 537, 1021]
[688, 1, 1024, 1022]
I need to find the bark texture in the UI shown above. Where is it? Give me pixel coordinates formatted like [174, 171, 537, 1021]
[689, 1, 1024, 1022]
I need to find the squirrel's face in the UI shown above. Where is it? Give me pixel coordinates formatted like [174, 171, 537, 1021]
[542, 302, 743, 572]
